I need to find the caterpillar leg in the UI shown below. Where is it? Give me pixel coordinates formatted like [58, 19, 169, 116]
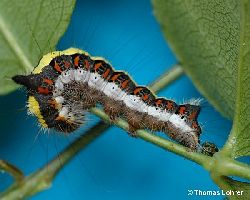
[124, 110, 146, 138]
[164, 122, 200, 152]
[104, 106, 120, 121]
[144, 115, 166, 132]
[128, 124, 139, 137]
[102, 99, 123, 121]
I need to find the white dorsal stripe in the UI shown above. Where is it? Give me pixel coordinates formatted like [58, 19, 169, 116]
[88, 73, 106, 89]
[53, 68, 195, 135]
[147, 106, 172, 121]
[103, 82, 127, 101]
[75, 68, 89, 81]
[168, 114, 193, 133]
[123, 95, 148, 113]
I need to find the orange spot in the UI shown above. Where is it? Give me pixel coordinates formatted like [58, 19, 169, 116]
[54, 62, 62, 73]
[167, 101, 173, 110]
[43, 78, 53, 85]
[38, 87, 50, 95]
[143, 94, 149, 101]
[74, 56, 80, 67]
[111, 73, 121, 81]
[102, 68, 110, 79]
[179, 106, 186, 114]
[155, 99, 162, 106]
[133, 87, 143, 95]
[121, 80, 129, 89]
[94, 62, 102, 71]
[84, 60, 90, 70]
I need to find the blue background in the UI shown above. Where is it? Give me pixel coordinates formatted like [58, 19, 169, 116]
[0, 0, 234, 199]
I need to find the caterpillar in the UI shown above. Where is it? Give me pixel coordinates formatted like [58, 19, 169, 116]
[12, 48, 218, 155]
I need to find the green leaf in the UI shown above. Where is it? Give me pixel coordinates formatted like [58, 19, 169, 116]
[0, 0, 76, 95]
[153, 0, 242, 119]
[233, 0, 250, 157]
[211, 175, 250, 200]
[222, 0, 250, 157]
[153, 0, 250, 157]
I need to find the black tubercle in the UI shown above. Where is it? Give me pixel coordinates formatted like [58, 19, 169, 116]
[12, 74, 42, 92]
[12, 75, 29, 85]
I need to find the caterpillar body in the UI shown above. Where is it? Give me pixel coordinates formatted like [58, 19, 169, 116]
[12, 48, 218, 155]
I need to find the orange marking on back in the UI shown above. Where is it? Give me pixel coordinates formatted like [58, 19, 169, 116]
[43, 78, 53, 85]
[167, 101, 173, 110]
[54, 62, 63, 73]
[155, 99, 162, 106]
[143, 94, 149, 101]
[94, 62, 102, 71]
[111, 73, 121, 81]
[38, 87, 50, 95]
[121, 80, 129, 89]
[102, 68, 110, 79]
[84, 60, 90, 70]
[133, 87, 143, 95]
[179, 106, 186, 114]
[74, 56, 80, 67]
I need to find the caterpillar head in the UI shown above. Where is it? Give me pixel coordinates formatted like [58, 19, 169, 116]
[12, 48, 88, 133]
[13, 72, 85, 134]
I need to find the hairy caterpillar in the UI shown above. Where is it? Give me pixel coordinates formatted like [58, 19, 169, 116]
[12, 48, 218, 155]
